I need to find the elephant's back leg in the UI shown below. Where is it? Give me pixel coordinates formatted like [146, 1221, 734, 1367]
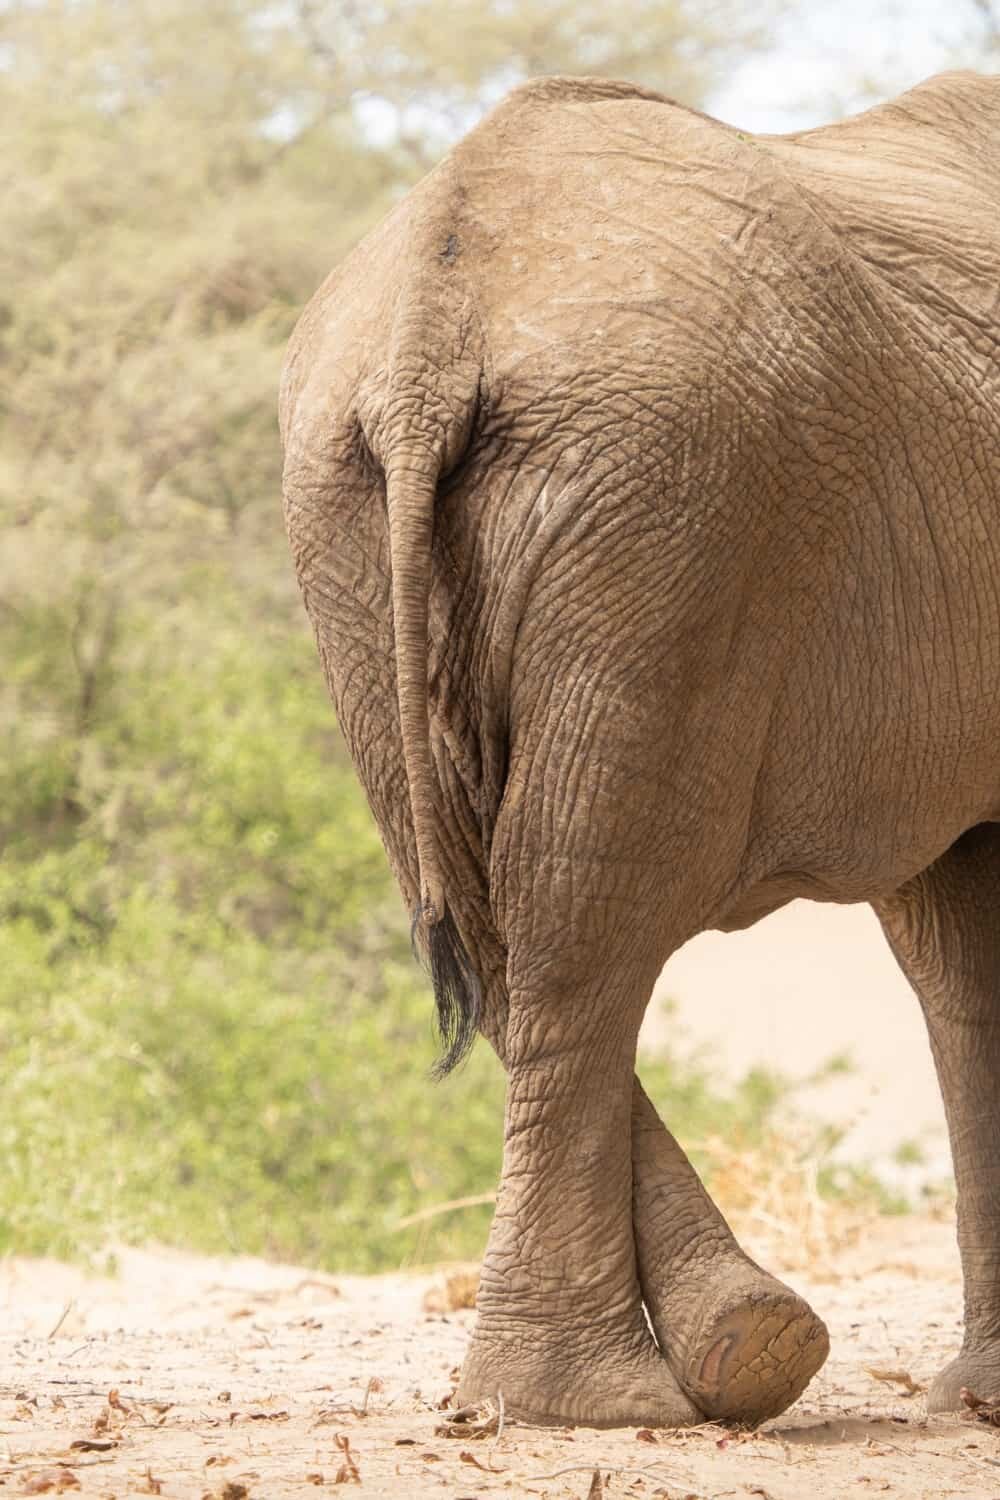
[457, 663, 715, 1425]
[875, 823, 1000, 1412]
[458, 855, 702, 1427]
[461, 650, 828, 1426]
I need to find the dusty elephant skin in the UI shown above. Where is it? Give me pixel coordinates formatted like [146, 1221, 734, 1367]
[279, 71, 1000, 1429]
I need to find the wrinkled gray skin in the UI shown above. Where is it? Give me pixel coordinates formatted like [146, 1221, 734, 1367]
[280, 71, 1000, 1428]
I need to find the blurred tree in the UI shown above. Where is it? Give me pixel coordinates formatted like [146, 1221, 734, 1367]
[0, 0, 775, 826]
[0, 0, 778, 910]
[292, 0, 772, 155]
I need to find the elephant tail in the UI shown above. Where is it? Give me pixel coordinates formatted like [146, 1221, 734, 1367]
[385, 436, 482, 1077]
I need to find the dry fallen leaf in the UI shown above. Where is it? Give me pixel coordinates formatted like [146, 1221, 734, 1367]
[458, 1448, 503, 1473]
[716, 1427, 761, 1448]
[961, 1387, 1000, 1425]
[636, 1428, 658, 1444]
[333, 1432, 360, 1484]
[20, 1473, 80, 1495]
[587, 1472, 603, 1499]
[865, 1367, 925, 1395]
[435, 1400, 500, 1439]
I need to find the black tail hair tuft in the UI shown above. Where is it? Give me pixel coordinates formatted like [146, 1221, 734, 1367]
[411, 905, 482, 1077]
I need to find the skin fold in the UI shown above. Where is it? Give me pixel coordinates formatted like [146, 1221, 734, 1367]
[280, 71, 1000, 1427]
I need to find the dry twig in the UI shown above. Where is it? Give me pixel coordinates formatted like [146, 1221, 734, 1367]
[397, 1193, 496, 1229]
[865, 1367, 925, 1395]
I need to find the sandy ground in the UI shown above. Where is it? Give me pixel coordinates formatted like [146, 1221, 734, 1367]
[648, 901, 949, 1183]
[4, 1219, 1000, 1499]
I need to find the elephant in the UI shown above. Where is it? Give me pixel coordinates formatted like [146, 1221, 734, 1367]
[279, 69, 1000, 1428]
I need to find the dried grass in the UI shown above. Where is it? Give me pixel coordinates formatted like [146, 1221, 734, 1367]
[422, 1266, 480, 1314]
[695, 1132, 879, 1279]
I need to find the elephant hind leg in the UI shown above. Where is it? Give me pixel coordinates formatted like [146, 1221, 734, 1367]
[468, 640, 828, 1427]
[458, 931, 702, 1429]
[632, 1080, 829, 1425]
[875, 824, 1000, 1412]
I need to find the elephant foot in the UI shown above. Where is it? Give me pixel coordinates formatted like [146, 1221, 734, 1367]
[647, 1261, 830, 1426]
[681, 1277, 829, 1424]
[456, 1320, 703, 1430]
[926, 1346, 1000, 1414]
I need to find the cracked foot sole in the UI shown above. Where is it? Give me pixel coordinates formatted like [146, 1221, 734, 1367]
[681, 1287, 830, 1426]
